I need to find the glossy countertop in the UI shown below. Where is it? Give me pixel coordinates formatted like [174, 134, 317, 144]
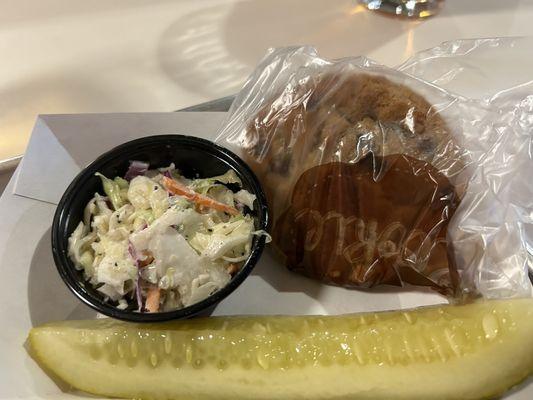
[1, 0, 533, 161]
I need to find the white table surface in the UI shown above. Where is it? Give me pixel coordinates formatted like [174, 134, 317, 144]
[2, 0, 533, 161]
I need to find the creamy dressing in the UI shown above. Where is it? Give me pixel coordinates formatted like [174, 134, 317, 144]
[68, 165, 263, 312]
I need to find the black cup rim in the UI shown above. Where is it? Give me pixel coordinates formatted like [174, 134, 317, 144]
[51, 134, 269, 322]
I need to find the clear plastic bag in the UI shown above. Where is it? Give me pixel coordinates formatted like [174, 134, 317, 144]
[398, 37, 533, 100]
[216, 46, 533, 299]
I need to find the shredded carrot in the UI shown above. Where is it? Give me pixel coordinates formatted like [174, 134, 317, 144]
[145, 286, 161, 313]
[138, 250, 154, 268]
[162, 176, 195, 199]
[225, 263, 239, 275]
[162, 176, 239, 216]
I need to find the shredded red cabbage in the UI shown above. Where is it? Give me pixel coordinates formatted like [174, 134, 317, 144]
[124, 160, 149, 181]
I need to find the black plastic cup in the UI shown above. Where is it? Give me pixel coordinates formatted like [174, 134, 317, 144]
[52, 135, 269, 322]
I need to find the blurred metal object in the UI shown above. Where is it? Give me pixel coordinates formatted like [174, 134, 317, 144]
[359, 0, 443, 18]
[0, 155, 21, 173]
[0, 155, 22, 195]
[178, 95, 235, 112]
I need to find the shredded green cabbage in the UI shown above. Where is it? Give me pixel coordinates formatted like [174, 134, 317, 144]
[95, 173, 124, 210]
[189, 169, 242, 194]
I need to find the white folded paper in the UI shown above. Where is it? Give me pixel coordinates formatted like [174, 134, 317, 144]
[15, 112, 227, 204]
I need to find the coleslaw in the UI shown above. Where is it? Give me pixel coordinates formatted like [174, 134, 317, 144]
[68, 161, 267, 313]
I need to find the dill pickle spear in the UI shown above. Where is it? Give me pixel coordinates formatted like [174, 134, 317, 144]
[28, 299, 533, 400]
